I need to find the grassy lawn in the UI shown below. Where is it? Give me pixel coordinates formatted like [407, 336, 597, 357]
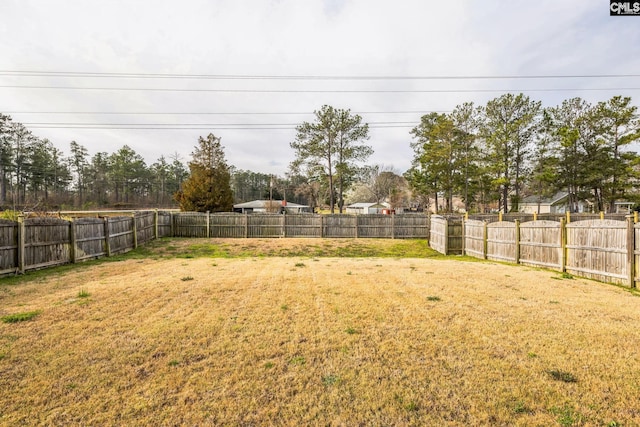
[1, 238, 639, 425]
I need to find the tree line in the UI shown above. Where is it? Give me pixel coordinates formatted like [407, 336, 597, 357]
[0, 113, 189, 209]
[2, 93, 639, 214]
[406, 94, 639, 213]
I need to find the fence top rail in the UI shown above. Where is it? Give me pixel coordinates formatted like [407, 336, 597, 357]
[566, 219, 627, 228]
[520, 220, 562, 228]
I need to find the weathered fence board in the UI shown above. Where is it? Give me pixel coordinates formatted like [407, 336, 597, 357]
[246, 214, 284, 238]
[358, 215, 393, 238]
[285, 214, 322, 238]
[158, 212, 173, 238]
[430, 216, 463, 255]
[566, 220, 628, 284]
[136, 212, 156, 245]
[210, 214, 246, 238]
[173, 212, 208, 238]
[324, 215, 357, 238]
[393, 214, 430, 239]
[464, 220, 486, 259]
[24, 218, 71, 270]
[108, 217, 135, 254]
[519, 220, 562, 269]
[0, 220, 18, 274]
[487, 221, 517, 262]
[74, 218, 107, 261]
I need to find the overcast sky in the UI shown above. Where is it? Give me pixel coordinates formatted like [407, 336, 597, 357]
[1, 0, 639, 175]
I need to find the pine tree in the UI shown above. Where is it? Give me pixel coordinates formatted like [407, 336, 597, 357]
[175, 133, 233, 212]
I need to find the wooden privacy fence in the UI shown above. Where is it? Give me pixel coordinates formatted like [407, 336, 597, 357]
[169, 213, 430, 239]
[0, 211, 163, 275]
[0, 212, 429, 276]
[428, 216, 463, 255]
[433, 216, 638, 287]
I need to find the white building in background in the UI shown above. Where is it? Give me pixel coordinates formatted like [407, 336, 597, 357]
[345, 202, 392, 214]
[233, 200, 310, 214]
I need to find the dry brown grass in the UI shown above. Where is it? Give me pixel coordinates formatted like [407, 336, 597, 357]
[1, 239, 640, 425]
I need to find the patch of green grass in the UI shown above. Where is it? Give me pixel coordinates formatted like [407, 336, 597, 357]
[294, 262, 306, 268]
[527, 352, 537, 359]
[180, 276, 194, 281]
[550, 403, 583, 426]
[77, 289, 90, 298]
[426, 296, 441, 302]
[549, 300, 560, 304]
[280, 304, 288, 311]
[289, 356, 306, 366]
[345, 327, 359, 335]
[1, 310, 42, 323]
[264, 362, 274, 369]
[322, 374, 339, 386]
[512, 400, 530, 414]
[547, 369, 578, 383]
[168, 360, 180, 367]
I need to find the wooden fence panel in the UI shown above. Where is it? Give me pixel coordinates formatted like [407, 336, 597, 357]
[464, 220, 485, 259]
[487, 222, 517, 262]
[429, 216, 447, 254]
[108, 216, 135, 254]
[323, 215, 357, 238]
[358, 215, 393, 238]
[157, 211, 173, 237]
[566, 220, 628, 284]
[285, 215, 322, 238]
[394, 214, 429, 239]
[136, 212, 156, 244]
[0, 219, 18, 274]
[210, 214, 246, 238]
[24, 218, 71, 270]
[247, 214, 284, 238]
[174, 212, 208, 237]
[519, 220, 562, 269]
[74, 218, 106, 261]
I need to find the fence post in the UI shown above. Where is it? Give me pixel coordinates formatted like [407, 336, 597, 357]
[69, 219, 77, 263]
[560, 218, 567, 273]
[154, 209, 159, 240]
[103, 217, 111, 257]
[627, 216, 635, 288]
[355, 215, 359, 239]
[514, 219, 520, 264]
[320, 215, 324, 238]
[244, 213, 249, 238]
[282, 213, 286, 238]
[566, 211, 571, 224]
[391, 213, 395, 239]
[17, 214, 25, 274]
[206, 211, 210, 238]
[132, 213, 138, 249]
[170, 212, 175, 237]
[600, 211, 605, 220]
[483, 221, 488, 260]
[499, 212, 503, 222]
[533, 212, 537, 221]
[444, 217, 449, 255]
[461, 218, 466, 255]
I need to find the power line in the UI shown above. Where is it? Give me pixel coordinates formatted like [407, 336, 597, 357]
[20, 121, 418, 126]
[1, 110, 449, 115]
[1, 85, 639, 93]
[24, 124, 415, 130]
[1, 70, 639, 80]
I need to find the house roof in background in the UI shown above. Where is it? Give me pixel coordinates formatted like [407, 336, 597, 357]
[233, 200, 308, 209]
[521, 191, 569, 205]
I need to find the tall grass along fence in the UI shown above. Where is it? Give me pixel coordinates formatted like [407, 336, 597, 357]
[431, 214, 639, 287]
[0, 212, 429, 276]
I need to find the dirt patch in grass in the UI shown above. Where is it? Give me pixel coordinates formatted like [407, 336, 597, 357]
[0, 239, 639, 425]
